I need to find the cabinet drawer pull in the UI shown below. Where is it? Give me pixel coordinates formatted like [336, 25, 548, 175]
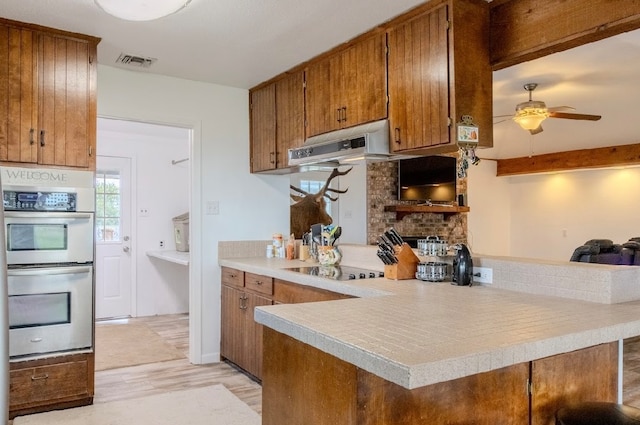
[29, 128, 35, 145]
[39, 130, 45, 147]
[256, 280, 263, 285]
[31, 373, 49, 381]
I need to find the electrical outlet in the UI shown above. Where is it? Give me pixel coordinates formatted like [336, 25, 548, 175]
[160, 240, 165, 248]
[472, 267, 493, 284]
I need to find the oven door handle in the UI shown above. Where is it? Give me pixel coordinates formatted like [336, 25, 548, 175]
[4, 212, 93, 219]
[7, 265, 92, 277]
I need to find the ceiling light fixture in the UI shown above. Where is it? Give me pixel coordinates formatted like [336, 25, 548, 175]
[512, 83, 549, 131]
[94, 0, 192, 21]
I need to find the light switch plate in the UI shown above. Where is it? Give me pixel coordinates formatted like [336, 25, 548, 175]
[206, 200, 220, 215]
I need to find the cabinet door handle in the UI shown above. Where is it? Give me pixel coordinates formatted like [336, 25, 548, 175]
[270, 152, 276, 165]
[341, 107, 347, 123]
[31, 373, 49, 381]
[29, 128, 35, 145]
[336, 108, 342, 123]
[394, 127, 401, 144]
[239, 294, 248, 310]
[39, 130, 45, 147]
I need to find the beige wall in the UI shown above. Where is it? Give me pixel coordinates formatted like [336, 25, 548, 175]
[468, 160, 640, 262]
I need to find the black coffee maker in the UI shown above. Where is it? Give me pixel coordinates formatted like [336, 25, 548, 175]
[452, 244, 473, 286]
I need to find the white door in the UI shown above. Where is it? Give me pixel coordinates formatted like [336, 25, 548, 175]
[95, 156, 133, 319]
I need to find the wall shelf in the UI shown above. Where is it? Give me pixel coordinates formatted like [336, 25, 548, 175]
[384, 205, 470, 220]
[146, 250, 189, 266]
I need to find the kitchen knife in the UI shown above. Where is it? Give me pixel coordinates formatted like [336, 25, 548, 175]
[384, 250, 398, 264]
[377, 251, 391, 265]
[381, 231, 396, 247]
[389, 228, 404, 245]
[377, 237, 393, 253]
[381, 233, 395, 248]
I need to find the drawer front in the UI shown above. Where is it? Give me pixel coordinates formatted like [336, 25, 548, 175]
[221, 267, 244, 288]
[245, 272, 273, 296]
[273, 279, 352, 304]
[10, 359, 90, 408]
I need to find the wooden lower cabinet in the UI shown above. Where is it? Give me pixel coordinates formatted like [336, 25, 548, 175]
[263, 328, 618, 425]
[9, 352, 94, 419]
[220, 284, 271, 380]
[220, 267, 352, 381]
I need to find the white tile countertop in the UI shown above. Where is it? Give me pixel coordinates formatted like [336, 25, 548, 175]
[219, 244, 640, 390]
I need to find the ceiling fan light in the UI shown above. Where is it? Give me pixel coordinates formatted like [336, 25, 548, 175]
[94, 0, 192, 21]
[514, 107, 549, 131]
[514, 114, 547, 131]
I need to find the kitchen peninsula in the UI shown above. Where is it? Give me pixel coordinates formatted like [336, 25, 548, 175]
[219, 243, 640, 424]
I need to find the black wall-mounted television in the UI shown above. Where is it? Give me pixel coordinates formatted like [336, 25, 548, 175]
[397, 156, 457, 203]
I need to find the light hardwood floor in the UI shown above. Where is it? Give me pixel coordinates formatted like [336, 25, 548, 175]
[99, 314, 640, 411]
[94, 314, 263, 414]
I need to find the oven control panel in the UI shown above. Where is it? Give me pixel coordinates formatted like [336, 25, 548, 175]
[3, 191, 77, 211]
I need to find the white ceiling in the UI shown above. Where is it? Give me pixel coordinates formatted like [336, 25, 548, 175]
[2, 0, 639, 160]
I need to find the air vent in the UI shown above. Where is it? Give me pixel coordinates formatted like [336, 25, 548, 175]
[116, 53, 157, 68]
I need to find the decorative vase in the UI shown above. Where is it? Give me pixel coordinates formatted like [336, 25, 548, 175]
[317, 246, 342, 266]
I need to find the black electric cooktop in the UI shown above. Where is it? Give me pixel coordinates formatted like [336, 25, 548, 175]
[284, 266, 384, 281]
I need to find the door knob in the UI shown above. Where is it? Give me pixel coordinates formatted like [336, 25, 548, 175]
[123, 236, 130, 241]
[123, 246, 130, 252]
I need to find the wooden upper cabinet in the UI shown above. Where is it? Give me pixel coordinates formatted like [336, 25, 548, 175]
[305, 32, 387, 137]
[275, 71, 304, 170]
[38, 33, 96, 168]
[388, 0, 492, 154]
[0, 18, 99, 170]
[250, 71, 304, 173]
[388, 5, 449, 152]
[249, 83, 276, 172]
[0, 24, 38, 164]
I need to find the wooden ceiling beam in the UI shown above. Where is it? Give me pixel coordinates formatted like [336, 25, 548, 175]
[490, 0, 640, 70]
[495, 143, 640, 176]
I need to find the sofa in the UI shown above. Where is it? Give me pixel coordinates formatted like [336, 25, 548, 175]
[570, 238, 640, 265]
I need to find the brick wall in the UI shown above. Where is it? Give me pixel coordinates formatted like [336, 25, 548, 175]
[366, 160, 468, 245]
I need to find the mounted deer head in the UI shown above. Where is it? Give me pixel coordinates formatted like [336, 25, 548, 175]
[290, 167, 352, 238]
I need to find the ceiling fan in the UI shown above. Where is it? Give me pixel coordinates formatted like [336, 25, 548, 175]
[495, 83, 602, 135]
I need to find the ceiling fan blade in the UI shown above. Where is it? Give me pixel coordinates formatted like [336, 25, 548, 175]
[547, 106, 576, 112]
[529, 125, 544, 135]
[548, 111, 602, 121]
[493, 118, 512, 125]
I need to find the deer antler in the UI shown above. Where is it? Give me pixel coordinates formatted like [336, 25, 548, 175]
[313, 167, 353, 200]
[290, 185, 309, 196]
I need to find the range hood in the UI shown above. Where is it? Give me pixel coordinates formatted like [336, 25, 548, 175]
[288, 120, 391, 167]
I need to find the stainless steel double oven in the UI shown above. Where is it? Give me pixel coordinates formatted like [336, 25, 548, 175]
[2, 167, 95, 359]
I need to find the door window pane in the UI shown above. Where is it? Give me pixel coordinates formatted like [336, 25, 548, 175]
[95, 171, 121, 242]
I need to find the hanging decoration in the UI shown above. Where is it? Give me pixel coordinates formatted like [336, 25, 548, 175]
[456, 115, 480, 178]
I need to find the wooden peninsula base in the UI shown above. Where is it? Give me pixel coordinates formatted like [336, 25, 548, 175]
[262, 328, 617, 425]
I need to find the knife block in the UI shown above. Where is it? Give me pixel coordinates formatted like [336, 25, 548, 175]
[384, 243, 420, 280]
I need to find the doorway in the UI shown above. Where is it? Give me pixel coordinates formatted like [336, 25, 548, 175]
[95, 118, 191, 320]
